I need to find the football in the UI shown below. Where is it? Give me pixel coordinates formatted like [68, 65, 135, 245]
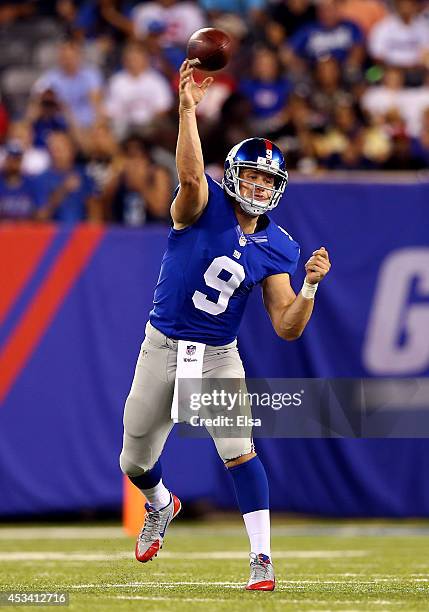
[187, 28, 232, 72]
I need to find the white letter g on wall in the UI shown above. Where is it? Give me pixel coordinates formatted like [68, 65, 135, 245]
[363, 248, 429, 375]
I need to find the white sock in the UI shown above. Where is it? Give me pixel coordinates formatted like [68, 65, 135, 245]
[141, 479, 171, 510]
[243, 509, 271, 557]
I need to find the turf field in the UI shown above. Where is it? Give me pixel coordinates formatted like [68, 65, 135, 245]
[0, 519, 428, 611]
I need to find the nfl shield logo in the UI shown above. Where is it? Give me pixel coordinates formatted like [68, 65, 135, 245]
[186, 345, 196, 356]
[239, 235, 247, 247]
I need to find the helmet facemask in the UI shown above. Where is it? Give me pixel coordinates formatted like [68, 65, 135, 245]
[223, 160, 288, 217]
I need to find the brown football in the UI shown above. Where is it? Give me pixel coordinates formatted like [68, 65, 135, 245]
[187, 28, 232, 72]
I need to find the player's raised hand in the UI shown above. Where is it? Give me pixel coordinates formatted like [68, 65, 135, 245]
[179, 60, 213, 111]
[305, 246, 331, 285]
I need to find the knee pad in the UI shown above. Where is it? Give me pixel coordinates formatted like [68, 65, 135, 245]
[119, 452, 140, 477]
[119, 451, 152, 477]
[214, 437, 254, 463]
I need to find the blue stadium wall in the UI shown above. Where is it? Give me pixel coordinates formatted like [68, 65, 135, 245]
[0, 179, 428, 517]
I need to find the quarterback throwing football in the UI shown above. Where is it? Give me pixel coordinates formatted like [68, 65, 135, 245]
[120, 60, 331, 591]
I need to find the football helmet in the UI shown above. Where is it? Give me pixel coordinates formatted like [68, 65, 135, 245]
[223, 138, 288, 216]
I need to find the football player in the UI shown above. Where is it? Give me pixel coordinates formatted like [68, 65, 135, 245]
[119, 60, 331, 591]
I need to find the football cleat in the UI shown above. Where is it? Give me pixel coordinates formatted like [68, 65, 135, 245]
[135, 493, 181, 563]
[245, 552, 275, 591]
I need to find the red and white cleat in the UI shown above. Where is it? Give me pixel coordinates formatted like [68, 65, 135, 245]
[135, 493, 181, 563]
[245, 553, 275, 591]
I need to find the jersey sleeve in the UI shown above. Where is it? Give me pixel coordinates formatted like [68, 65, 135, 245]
[196, 173, 231, 226]
[205, 173, 225, 197]
[169, 173, 229, 237]
[173, 173, 227, 219]
[265, 224, 301, 278]
[171, 173, 222, 203]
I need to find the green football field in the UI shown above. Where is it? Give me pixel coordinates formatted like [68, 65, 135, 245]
[0, 519, 428, 611]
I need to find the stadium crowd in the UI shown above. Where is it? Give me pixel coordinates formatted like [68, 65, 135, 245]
[0, 0, 428, 223]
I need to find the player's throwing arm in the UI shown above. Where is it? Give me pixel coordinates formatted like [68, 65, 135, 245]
[171, 61, 213, 230]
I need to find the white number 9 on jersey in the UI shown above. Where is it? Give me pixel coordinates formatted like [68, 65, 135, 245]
[192, 256, 245, 315]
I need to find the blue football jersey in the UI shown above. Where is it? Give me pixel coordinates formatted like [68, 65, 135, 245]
[150, 175, 300, 345]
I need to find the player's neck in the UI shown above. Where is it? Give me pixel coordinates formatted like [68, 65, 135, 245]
[234, 204, 259, 235]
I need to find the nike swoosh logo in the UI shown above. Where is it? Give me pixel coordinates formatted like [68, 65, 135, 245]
[159, 513, 171, 538]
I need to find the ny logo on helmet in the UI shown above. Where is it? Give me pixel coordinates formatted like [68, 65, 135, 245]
[222, 137, 288, 217]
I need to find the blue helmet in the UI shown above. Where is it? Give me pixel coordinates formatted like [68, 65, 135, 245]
[222, 138, 289, 216]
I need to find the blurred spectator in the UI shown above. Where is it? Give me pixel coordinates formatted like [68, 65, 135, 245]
[311, 126, 348, 167]
[311, 56, 352, 124]
[32, 40, 103, 128]
[411, 106, 429, 166]
[269, 0, 316, 37]
[288, 0, 365, 67]
[105, 41, 173, 138]
[0, 97, 9, 144]
[368, 0, 429, 69]
[141, 19, 186, 79]
[71, 0, 135, 70]
[132, 0, 205, 46]
[333, 102, 361, 140]
[55, 0, 78, 31]
[76, 120, 119, 194]
[360, 121, 392, 166]
[25, 89, 68, 149]
[0, 1, 35, 26]
[383, 107, 408, 140]
[0, 0, 425, 188]
[361, 67, 429, 137]
[74, 0, 134, 42]
[320, 103, 372, 169]
[326, 139, 373, 170]
[338, 0, 387, 36]
[204, 92, 253, 167]
[262, 20, 288, 53]
[101, 134, 171, 225]
[268, 93, 317, 169]
[0, 141, 38, 221]
[5, 122, 50, 176]
[210, 14, 251, 78]
[193, 70, 236, 122]
[382, 132, 422, 170]
[240, 47, 291, 130]
[34, 132, 98, 222]
[201, 0, 265, 24]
